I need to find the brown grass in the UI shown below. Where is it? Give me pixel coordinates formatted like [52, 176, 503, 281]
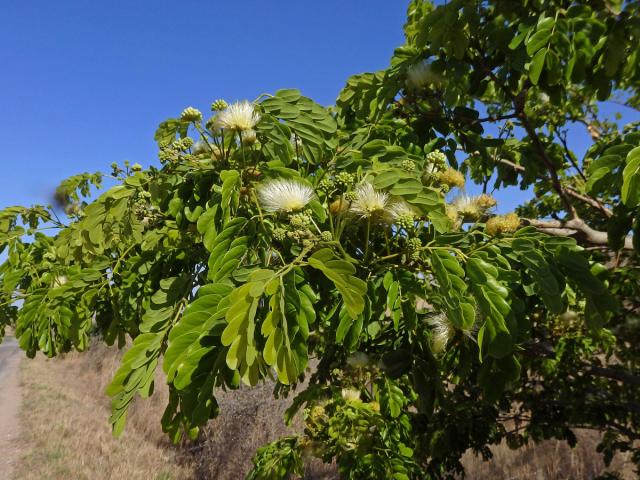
[461, 430, 636, 479]
[14, 341, 636, 479]
[15, 343, 193, 480]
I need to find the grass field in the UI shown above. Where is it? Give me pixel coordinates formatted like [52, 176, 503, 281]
[14, 342, 635, 479]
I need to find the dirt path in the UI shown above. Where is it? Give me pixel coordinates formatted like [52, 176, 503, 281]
[0, 337, 21, 480]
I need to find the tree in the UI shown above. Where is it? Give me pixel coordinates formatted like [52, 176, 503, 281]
[1, 1, 639, 478]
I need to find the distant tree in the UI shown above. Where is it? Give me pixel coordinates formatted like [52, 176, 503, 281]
[1, 1, 639, 478]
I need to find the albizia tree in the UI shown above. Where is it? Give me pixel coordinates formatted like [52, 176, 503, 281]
[1, 1, 639, 478]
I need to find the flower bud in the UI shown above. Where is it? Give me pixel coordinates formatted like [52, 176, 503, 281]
[211, 99, 228, 111]
[180, 107, 203, 123]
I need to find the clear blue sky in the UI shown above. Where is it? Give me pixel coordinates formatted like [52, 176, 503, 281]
[0, 1, 406, 209]
[0, 1, 635, 214]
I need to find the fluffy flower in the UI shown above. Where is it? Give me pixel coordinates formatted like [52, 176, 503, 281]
[349, 183, 390, 219]
[216, 101, 261, 132]
[446, 204, 459, 224]
[428, 313, 476, 354]
[438, 168, 465, 189]
[192, 141, 210, 155]
[346, 352, 370, 369]
[257, 179, 314, 213]
[241, 129, 257, 145]
[452, 195, 482, 221]
[475, 193, 497, 210]
[341, 388, 362, 403]
[428, 313, 455, 354]
[485, 213, 520, 236]
[406, 62, 443, 91]
[390, 201, 419, 229]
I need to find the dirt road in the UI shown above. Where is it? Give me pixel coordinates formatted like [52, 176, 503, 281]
[0, 337, 21, 480]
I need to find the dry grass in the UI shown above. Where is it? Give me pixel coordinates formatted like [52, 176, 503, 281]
[13, 340, 636, 479]
[189, 381, 335, 480]
[15, 343, 193, 480]
[14, 341, 335, 480]
[461, 430, 636, 479]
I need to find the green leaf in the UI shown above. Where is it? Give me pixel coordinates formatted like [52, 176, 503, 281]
[529, 48, 547, 85]
[307, 248, 366, 319]
[526, 28, 552, 56]
[622, 147, 640, 207]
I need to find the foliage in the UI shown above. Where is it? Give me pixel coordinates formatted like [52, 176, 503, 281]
[1, 1, 639, 478]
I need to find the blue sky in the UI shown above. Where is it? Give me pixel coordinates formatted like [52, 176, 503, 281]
[0, 1, 636, 214]
[0, 1, 406, 209]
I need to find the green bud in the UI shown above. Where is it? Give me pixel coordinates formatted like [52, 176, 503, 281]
[336, 171, 355, 187]
[181, 106, 203, 123]
[320, 231, 333, 242]
[396, 214, 414, 230]
[344, 191, 358, 202]
[211, 99, 228, 111]
[272, 227, 287, 242]
[426, 150, 447, 167]
[290, 213, 311, 229]
[407, 237, 422, 251]
[319, 178, 335, 192]
[401, 159, 416, 172]
[132, 163, 143, 172]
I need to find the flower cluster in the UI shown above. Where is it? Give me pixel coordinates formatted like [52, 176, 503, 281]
[257, 179, 314, 213]
[485, 213, 520, 236]
[428, 313, 476, 354]
[451, 194, 497, 222]
[425, 149, 447, 168]
[438, 167, 465, 189]
[405, 61, 442, 91]
[180, 106, 203, 123]
[215, 100, 261, 132]
[349, 183, 389, 220]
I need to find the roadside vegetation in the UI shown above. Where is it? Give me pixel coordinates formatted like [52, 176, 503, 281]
[13, 342, 635, 479]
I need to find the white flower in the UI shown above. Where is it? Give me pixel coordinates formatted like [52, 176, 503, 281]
[406, 62, 443, 91]
[241, 129, 257, 145]
[192, 141, 210, 155]
[390, 201, 418, 222]
[349, 183, 390, 219]
[341, 388, 361, 402]
[257, 179, 315, 213]
[428, 313, 455, 354]
[452, 194, 481, 221]
[346, 352, 370, 369]
[428, 312, 477, 354]
[216, 100, 261, 132]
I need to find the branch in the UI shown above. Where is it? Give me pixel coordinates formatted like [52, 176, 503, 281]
[517, 110, 578, 217]
[521, 342, 640, 386]
[564, 186, 613, 218]
[557, 130, 587, 182]
[524, 218, 633, 250]
[587, 365, 640, 387]
[497, 158, 613, 218]
[497, 157, 524, 172]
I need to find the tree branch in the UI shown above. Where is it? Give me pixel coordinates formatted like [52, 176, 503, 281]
[524, 218, 633, 250]
[497, 158, 613, 218]
[564, 186, 613, 218]
[521, 342, 640, 386]
[517, 110, 578, 217]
